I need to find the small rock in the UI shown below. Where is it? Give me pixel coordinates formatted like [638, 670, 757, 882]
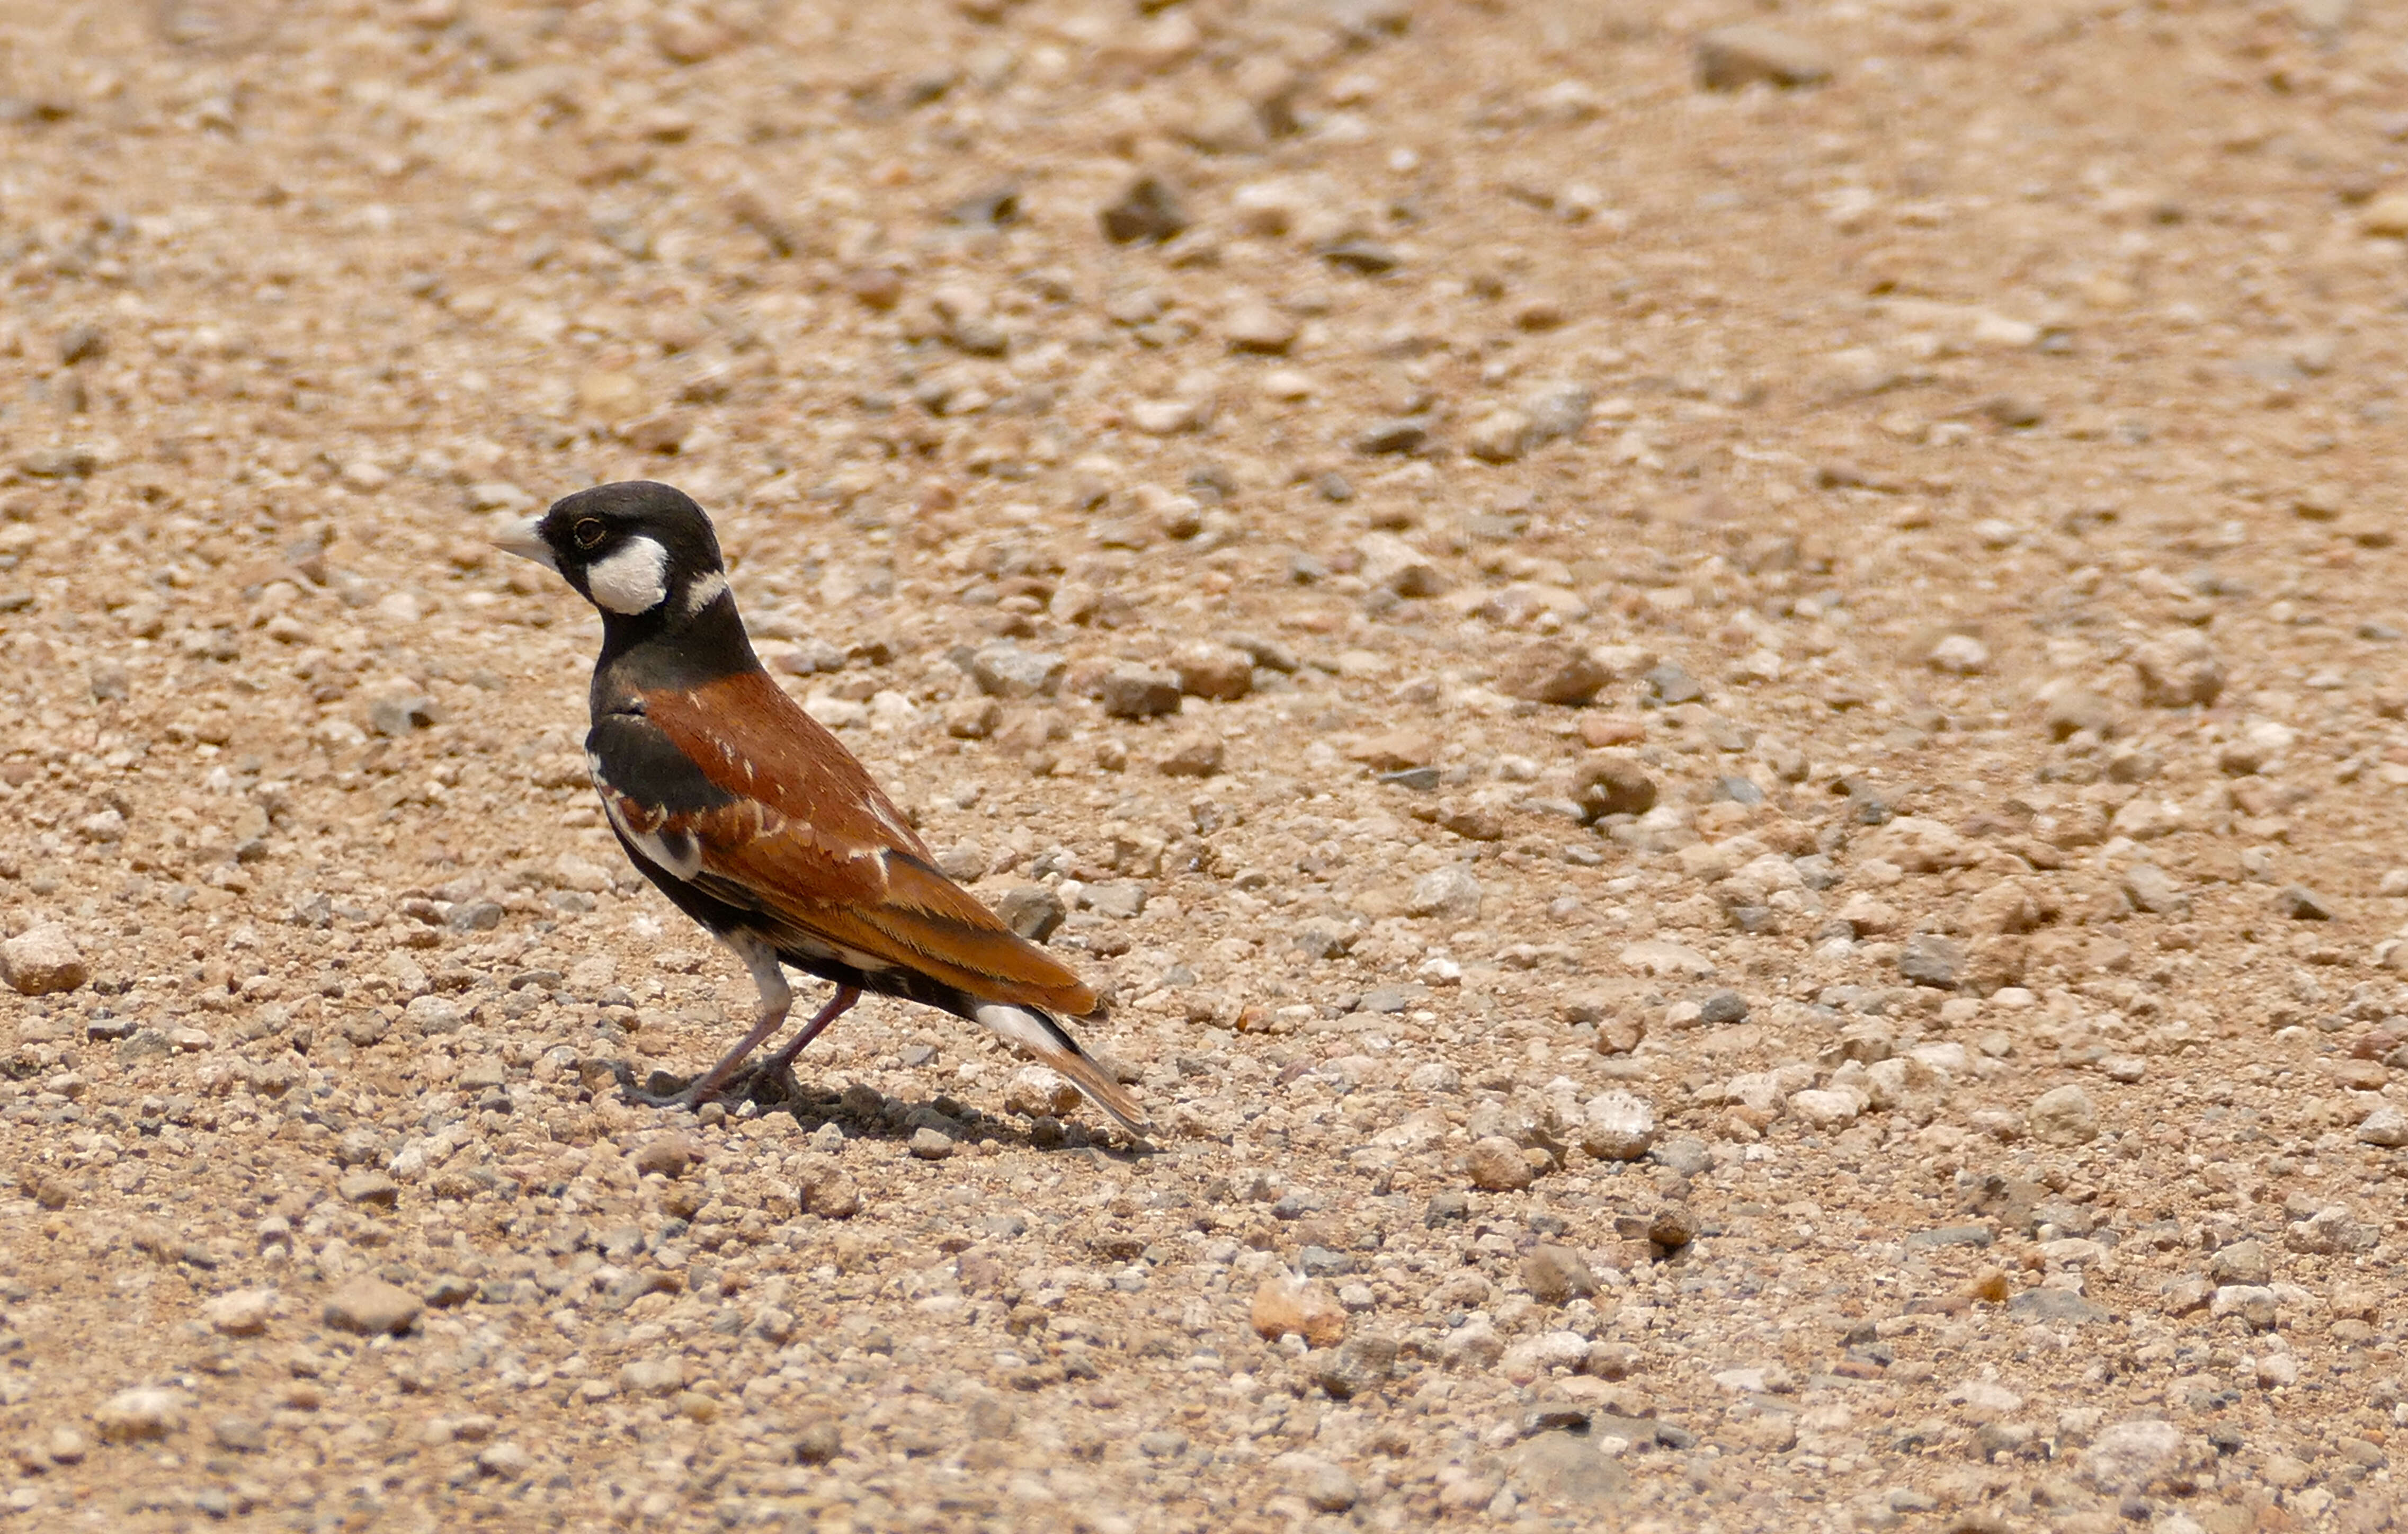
[793, 1155, 862, 1220]
[2130, 630, 2224, 708]
[1928, 634, 1990, 675]
[2028, 1084, 2099, 1145]
[1695, 23, 1832, 89]
[1522, 1245, 1599, 1304]
[994, 886, 1067, 942]
[2044, 688, 2120, 740]
[1580, 1091, 1656, 1161]
[1697, 989, 1749, 1026]
[93, 1387, 186, 1442]
[1290, 1457, 1359, 1513]
[212, 1415, 268, 1453]
[323, 1274, 424, 1336]
[1573, 752, 1658, 820]
[967, 643, 1065, 700]
[629, 1135, 697, 1179]
[1004, 1066, 1082, 1118]
[1407, 866, 1483, 921]
[477, 1441, 533, 1478]
[1315, 1334, 1398, 1399]
[1498, 639, 1611, 706]
[1356, 532, 1444, 596]
[1468, 1135, 1536, 1191]
[1172, 643, 1253, 701]
[2082, 1419, 2184, 1493]
[1156, 733, 1225, 778]
[1084, 880, 1147, 920]
[336, 1171, 400, 1208]
[1898, 933, 1965, 989]
[2277, 884, 2335, 921]
[1442, 1318, 1506, 1370]
[367, 690, 438, 736]
[619, 1358, 688, 1398]
[1347, 729, 1438, 772]
[2208, 1239, 2272, 1287]
[2358, 1104, 2408, 1147]
[2121, 863, 2187, 915]
[1788, 1088, 1862, 1128]
[1100, 175, 1188, 244]
[1644, 663, 1703, 704]
[1, 923, 87, 996]
[1250, 1274, 1346, 1346]
[908, 1126, 956, 1160]
[203, 1288, 276, 1336]
[793, 1418, 843, 1465]
[1100, 664, 1182, 719]
[1223, 299, 1298, 354]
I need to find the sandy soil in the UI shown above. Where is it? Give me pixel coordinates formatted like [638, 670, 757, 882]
[1, 0, 2406, 1530]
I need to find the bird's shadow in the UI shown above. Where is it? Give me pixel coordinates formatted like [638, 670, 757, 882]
[597, 1057, 1155, 1160]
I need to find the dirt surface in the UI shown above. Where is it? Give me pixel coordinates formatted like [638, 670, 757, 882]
[3, 0, 2408, 1530]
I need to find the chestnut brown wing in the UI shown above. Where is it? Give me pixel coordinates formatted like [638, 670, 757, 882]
[631, 673, 1099, 1016]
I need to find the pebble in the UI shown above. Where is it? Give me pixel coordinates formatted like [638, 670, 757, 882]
[2358, 1104, 2408, 1147]
[92, 1388, 185, 1442]
[793, 1155, 863, 1219]
[1580, 1091, 1656, 1161]
[202, 1288, 275, 1337]
[1084, 881, 1148, 920]
[1172, 643, 1253, 701]
[337, 1171, 400, 1207]
[1156, 734, 1226, 778]
[629, 1135, 697, 1179]
[1697, 989, 1749, 1026]
[1099, 664, 1182, 719]
[1928, 634, 1990, 675]
[2130, 630, 2224, 708]
[323, 1274, 424, 1336]
[1467, 1135, 1536, 1191]
[1496, 639, 1610, 706]
[1004, 1066, 1082, 1117]
[1407, 866, 1483, 921]
[2027, 1084, 2099, 1145]
[1223, 299, 1298, 354]
[908, 1126, 955, 1160]
[994, 886, 1067, 942]
[1099, 175, 1188, 244]
[1250, 1274, 1346, 1346]
[2209, 1239, 2271, 1286]
[619, 1358, 688, 1397]
[1694, 23, 1832, 90]
[1, 923, 87, 996]
[2277, 884, 2335, 921]
[2082, 1419, 2185, 1492]
[966, 643, 1065, 700]
[1314, 1334, 1398, 1399]
[1521, 1245, 1599, 1303]
[1897, 933, 1965, 989]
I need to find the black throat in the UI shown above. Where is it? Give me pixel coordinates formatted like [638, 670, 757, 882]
[591, 586, 762, 711]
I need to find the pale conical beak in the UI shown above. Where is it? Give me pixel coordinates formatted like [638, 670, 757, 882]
[494, 516, 556, 572]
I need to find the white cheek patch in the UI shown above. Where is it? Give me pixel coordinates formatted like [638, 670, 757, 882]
[682, 571, 728, 617]
[586, 536, 670, 614]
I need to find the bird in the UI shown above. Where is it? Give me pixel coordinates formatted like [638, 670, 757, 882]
[497, 480, 1148, 1139]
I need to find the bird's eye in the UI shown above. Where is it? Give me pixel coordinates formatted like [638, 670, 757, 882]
[572, 519, 607, 550]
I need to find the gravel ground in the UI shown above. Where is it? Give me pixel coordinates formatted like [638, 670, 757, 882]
[3, 1, 2408, 1530]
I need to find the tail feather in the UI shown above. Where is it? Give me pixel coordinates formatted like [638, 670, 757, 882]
[973, 1002, 1151, 1140]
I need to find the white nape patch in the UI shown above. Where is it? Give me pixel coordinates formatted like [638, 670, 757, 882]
[586, 536, 670, 614]
[682, 571, 728, 618]
[974, 1002, 1062, 1057]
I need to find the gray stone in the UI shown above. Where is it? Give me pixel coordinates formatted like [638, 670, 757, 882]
[1407, 866, 1483, 921]
[2006, 1287, 2111, 1324]
[966, 643, 1065, 700]
[1695, 24, 1832, 90]
[2028, 1084, 2099, 1145]
[1897, 933, 1965, 989]
[1904, 1224, 1995, 1250]
[994, 886, 1066, 942]
[908, 1126, 955, 1161]
[337, 1171, 400, 1208]
[1650, 1136, 1712, 1176]
[1100, 664, 1181, 719]
[1697, 989, 1749, 1025]
[1520, 382, 1594, 447]
[2082, 1419, 2185, 1492]
[1644, 664, 1702, 704]
[1358, 983, 1429, 1013]
[367, 690, 438, 736]
[618, 1358, 686, 1397]
[1084, 880, 1147, 919]
[2121, 863, 2186, 915]
[2208, 1239, 2271, 1286]
[2358, 1104, 2408, 1147]
[1314, 1333, 1398, 1400]
[93, 1387, 186, 1442]
[1467, 1135, 1535, 1191]
[1512, 1429, 1633, 1505]
[1580, 1091, 1656, 1161]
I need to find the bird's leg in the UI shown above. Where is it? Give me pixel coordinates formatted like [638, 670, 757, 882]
[754, 984, 860, 1095]
[623, 936, 792, 1109]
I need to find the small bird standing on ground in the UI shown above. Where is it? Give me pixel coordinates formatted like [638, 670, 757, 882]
[499, 480, 1148, 1139]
